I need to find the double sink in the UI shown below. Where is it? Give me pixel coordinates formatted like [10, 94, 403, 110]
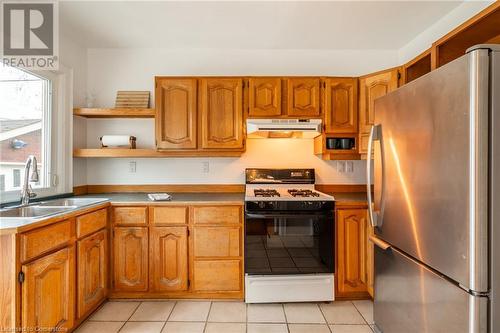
[0, 198, 108, 219]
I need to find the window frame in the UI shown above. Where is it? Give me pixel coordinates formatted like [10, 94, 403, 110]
[0, 66, 72, 204]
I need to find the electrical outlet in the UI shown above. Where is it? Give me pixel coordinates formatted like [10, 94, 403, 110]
[202, 161, 210, 173]
[346, 161, 354, 173]
[129, 161, 136, 173]
[336, 161, 346, 173]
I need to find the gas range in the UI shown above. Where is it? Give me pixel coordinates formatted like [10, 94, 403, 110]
[244, 168, 335, 211]
[244, 169, 335, 303]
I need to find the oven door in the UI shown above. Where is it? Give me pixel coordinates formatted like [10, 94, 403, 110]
[245, 211, 334, 275]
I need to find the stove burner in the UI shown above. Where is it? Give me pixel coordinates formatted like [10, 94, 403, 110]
[288, 189, 320, 197]
[254, 189, 280, 197]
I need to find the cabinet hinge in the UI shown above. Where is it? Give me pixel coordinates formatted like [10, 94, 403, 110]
[18, 271, 25, 284]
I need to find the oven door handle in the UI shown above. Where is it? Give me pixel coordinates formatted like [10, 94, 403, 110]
[245, 213, 328, 219]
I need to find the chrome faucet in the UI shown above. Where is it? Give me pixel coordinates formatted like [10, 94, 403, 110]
[20, 155, 39, 205]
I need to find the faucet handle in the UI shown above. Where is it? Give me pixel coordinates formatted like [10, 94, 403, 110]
[28, 185, 37, 198]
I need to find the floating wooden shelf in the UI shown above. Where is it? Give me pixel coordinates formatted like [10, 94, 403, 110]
[73, 148, 243, 158]
[73, 108, 155, 118]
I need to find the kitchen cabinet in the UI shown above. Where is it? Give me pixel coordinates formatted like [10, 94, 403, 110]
[155, 78, 198, 149]
[113, 227, 148, 292]
[77, 230, 108, 318]
[21, 246, 75, 331]
[149, 226, 188, 291]
[285, 78, 321, 117]
[192, 260, 242, 292]
[336, 208, 370, 299]
[248, 77, 282, 117]
[358, 69, 399, 156]
[323, 78, 358, 134]
[200, 78, 244, 149]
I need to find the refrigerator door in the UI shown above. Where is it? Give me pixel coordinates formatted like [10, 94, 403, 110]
[370, 49, 490, 292]
[374, 244, 488, 333]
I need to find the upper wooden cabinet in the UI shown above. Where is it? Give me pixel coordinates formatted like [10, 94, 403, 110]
[156, 78, 198, 149]
[323, 78, 358, 134]
[336, 209, 369, 299]
[21, 246, 75, 332]
[200, 78, 244, 149]
[285, 78, 321, 117]
[248, 77, 282, 117]
[358, 69, 399, 155]
[149, 226, 188, 292]
[77, 230, 108, 318]
[113, 227, 148, 292]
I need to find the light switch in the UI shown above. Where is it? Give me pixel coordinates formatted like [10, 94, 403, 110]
[337, 161, 346, 173]
[202, 161, 210, 173]
[129, 161, 136, 173]
[346, 161, 354, 173]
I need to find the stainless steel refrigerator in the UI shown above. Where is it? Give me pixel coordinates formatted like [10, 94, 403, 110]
[366, 44, 500, 333]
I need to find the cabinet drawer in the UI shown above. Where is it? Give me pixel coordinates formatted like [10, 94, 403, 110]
[149, 206, 187, 225]
[193, 227, 241, 258]
[193, 260, 242, 292]
[191, 206, 242, 225]
[113, 207, 147, 225]
[77, 208, 107, 238]
[20, 219, 73, 262]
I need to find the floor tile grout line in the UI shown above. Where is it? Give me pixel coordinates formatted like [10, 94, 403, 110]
[317, 302, 333, 332]
[351, 300, 372, 326]
[281, 303, 291, 333]
[203, 301, 213, 333]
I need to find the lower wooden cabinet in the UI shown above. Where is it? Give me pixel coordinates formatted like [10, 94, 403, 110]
[113, 227, 148, 292]
[192, 260, 242, 292]
[336, 208, 370, 299]
[149, 226, 188, 291]
[77, 230, 108, 318]
[21, 246, 75, 331]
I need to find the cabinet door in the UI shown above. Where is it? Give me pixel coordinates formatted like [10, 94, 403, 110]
[192, 260, 242, 292]
[22, 246, 75, 331]
[336, 209, 369, 297]
[113, 227, 148, 291]
[150, 227, 188, 292]
[286, 78, 320, 117]
[77, 230, 107, 318]
[200, 78, 244, 149]
[156, 78, 197, 149]
[358, 69, 398, 154]
[324, 78, 358, 133]
[248, 77, 281, 117]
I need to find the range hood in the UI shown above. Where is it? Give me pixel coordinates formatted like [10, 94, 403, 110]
[246, 119, 322, 139]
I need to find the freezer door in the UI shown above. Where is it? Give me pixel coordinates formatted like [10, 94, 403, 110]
[374, 245, 488, 333]
[371, 49, 490, 292]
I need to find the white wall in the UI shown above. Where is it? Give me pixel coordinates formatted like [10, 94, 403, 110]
[83, 139, 368, 185]
[87, 48, 398, 107]
[69, 2, 494, 187]
[80, 48, 396, 185]
[398, 1, 494, 64]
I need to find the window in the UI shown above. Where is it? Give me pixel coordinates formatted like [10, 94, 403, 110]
[13, 169, 20, 188]
[0, 66, 51, 195]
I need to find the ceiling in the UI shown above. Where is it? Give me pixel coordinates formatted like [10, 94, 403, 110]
[60, 1, 464, 50]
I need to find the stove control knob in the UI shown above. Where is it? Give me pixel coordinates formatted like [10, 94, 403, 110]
[258, 201, 266, 209]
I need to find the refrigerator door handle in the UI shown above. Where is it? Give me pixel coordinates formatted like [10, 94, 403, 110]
[367, 124, 385, 227]
[369, 235, 391, 250]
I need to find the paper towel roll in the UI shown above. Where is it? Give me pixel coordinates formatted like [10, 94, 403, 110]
[100, 135, 134, 148]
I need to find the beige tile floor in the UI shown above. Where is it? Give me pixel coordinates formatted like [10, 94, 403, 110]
[75, 300, 374, 333]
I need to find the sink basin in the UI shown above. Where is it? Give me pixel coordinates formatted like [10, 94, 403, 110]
[0, 206, 75, 218]
[39, 198, 107, 207]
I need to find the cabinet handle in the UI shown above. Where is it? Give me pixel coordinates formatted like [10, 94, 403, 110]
[369, 235, 391, 250]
